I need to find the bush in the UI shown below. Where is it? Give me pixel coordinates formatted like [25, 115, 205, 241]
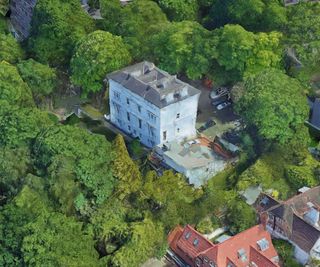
[273, 239, 302, 267]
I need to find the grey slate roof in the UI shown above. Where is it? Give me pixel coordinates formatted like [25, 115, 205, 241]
[263, 186, 320, 253]
[107, 61, 201, 108]
[310, 98, 320, 131]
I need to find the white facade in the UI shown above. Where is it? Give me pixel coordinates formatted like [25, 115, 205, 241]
[108, 62, 200, 148]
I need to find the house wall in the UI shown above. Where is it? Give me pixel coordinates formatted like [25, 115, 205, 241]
[109, 79, 199, 148]
[159, 94, 199, 144]
[109, 80, 161, 147]
[310, 237, 320, 260]
[266, 224, 310, 265]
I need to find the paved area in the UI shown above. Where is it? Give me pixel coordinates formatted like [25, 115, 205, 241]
[141, 257, 176, 267]
[184, 79, 240, 140]
[204, 226, 228, 240]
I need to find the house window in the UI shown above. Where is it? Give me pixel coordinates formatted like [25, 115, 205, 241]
[112, 101, 121, 113]
[148, 111, 156, 122]
[209, 261, 216, 267]
[195, 258, 201, 267]
[126, 98, 130, 105]
[204, 257, 209, 263]
[176, 113, 180, 119]
[185, 232, 191, 240]
[127, 112, 130, 121]
[138, 105, 141, 113]
[163, 131, 167, 141]
[193, 238, 199, 247]
[133, 129, 137, 135]
[139, 119, 142, 129]
[113, 91, 120, 100]
[148, 125, 155, 137]
[128, 125, 131, 131]
[177, 128, 180, 133]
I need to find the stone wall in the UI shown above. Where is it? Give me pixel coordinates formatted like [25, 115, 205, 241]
[9, 0, 38, 40]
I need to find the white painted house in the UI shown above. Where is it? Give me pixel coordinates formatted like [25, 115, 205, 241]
[107, 61, 201, 148]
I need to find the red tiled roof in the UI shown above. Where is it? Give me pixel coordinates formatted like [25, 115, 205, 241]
[168, 225, 280, 267]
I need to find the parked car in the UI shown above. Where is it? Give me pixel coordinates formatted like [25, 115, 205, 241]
[217, 101, 232, 110]
[198, 119, 216, 132]
[211, 97, 227, 106]
[210, 87, 228, 100]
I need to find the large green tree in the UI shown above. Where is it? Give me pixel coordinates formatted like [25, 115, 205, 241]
[111, 134, 142, 199]
[214, 24, 283, 81]
[28, 0, 95, 66]
[121, 0, 168, 59]
[157, 0, 198, 21]
[236, 69, 308, 144]
[0, 62, 34, 107]
[17, 59, 57, 98]
[0, 101, 53, 147]
[111, 218, 165, 267]
[226, 199, 256, 233]
[33, 125, 115, 206]
[206, 0, 286, 31]
[71, 30, 131, 96]
[286, 2, 320, 67]
[0, 34, 24, 64]
[151, 21, 214, 79]
[22, 212, 101, 267]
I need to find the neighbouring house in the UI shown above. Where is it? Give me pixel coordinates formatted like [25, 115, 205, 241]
[9, 0, 38, 40]
[107, 61, 201, 148]
[255, 186, 320, 265]
[168, 224, 280, 267]
[283, 0, 319, 6]
[306, 98, 320, 138]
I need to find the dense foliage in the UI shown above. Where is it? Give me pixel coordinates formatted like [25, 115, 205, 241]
[0, 0, 319, 266]
[71, 30, 131, 96]
[28, 0, 95, 66]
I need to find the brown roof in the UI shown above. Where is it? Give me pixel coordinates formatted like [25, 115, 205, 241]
[168, 225, 279, 267]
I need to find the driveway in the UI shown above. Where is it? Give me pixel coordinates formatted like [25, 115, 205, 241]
[185, 79, 241, 140]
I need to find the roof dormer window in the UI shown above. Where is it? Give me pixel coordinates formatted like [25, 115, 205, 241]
[185, 232, 191, 240]
[193, 238, 199, 247]
[257, 238, 269, 251]
[237, 248, 247, 262]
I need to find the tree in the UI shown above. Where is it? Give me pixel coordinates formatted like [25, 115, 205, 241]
[227, 0, 265, 29]
[286, 2, 320, 67]
[111, 218, 165, 267]
[105, 0, 168, 60]
[0, 146, 31, 200]
[99, 0, 123, 34]
[0, 34, 24, 64]
[33, 125, 115, 206]
[111, 134, 142, 199]
[0, 101, 53, 147]
[22, 212, 101, 267]
[214, 25, 283, 81]
[142, 170, 202, 229]
[71, 30, 131, 96]
[206, 0, 286, 31]
[226, 199, 256, 233]
[0, 62, 34, 107]
[28, 0, 95, 66]
[151, 21, 215, 79]
[158, 0, 198, 21]
[17, 59, 57, 98]
[235, 69, 308, 144]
